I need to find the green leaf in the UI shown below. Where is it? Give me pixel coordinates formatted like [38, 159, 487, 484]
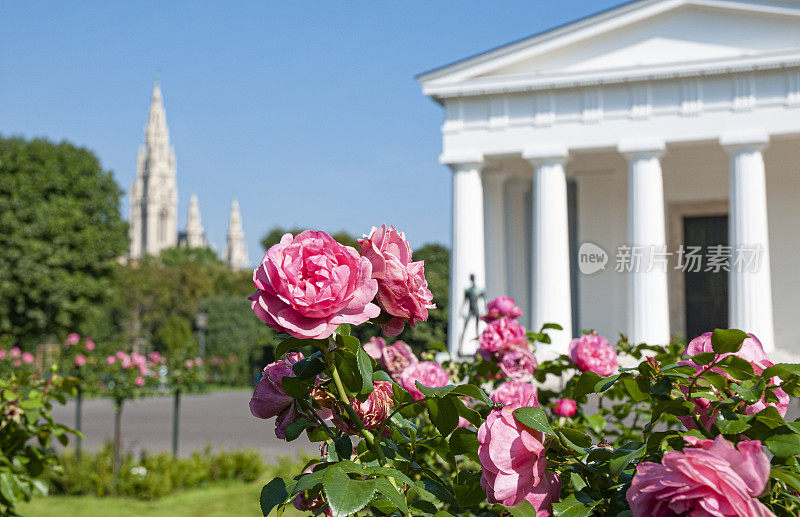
[541, 323, 564, 331]
[574, 371, 603, 398]
[585, 413, 606, 435]
[334, 436, 353, 461]
[450, 427, 480, 462]
[427, 342, 448, 352]
[373, 477, 409, 515]
[711, 328, 747, 354]
[284, 417, 313, 442]
[690, 352, 717, 365]
[336, 324, 351, 336]
[609, 442, 644, 480]
[323, 467, 377, 517]
[281, 376, 309, 399]
[335, 349, 363, 396]
[275, 337, 326, 359]
[595, 374, 622, 392]
[450, 384, 492, 404]
[260, 477, 288, 516]
[764, 428, 800, 458]
[426, 397, 459, 437]
[715, 356, 755, 380]
[557, 428, 591, 453]
[770, 467, 800, 493]
[507, 500, 537, 516]
[513, 407, 556, 436]
[453, 470, 486, 507]
[336, 333, 361, 353]
[356, 347, 374, 395]
[716, 414, 751, 434]
[730, 379, 765, 403]
[292, 352, 326, 380]
[415, 382, 457, 398]
[622, 377, 650, 402]
[552, 493, 600, 517]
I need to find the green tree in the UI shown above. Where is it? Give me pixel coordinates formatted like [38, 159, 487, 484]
[261, 226, 359, 251]
[0, 136, 128, 347]
[153, 313, 193, 357]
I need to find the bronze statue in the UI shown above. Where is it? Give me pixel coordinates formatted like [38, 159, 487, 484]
[459, 274, 485, 353]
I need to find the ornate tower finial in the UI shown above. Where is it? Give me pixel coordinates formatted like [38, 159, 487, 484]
[184, 194, 206, 248]
[224, 199, 249, 270]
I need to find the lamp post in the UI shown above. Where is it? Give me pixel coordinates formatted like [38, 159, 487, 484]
[195, 311, 208, 363]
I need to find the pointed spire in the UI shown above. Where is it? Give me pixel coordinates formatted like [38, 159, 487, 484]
[184, 194, 206, 248]
[224, 199, 249, 270]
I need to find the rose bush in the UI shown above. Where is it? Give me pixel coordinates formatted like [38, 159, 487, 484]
[250, 227, 800, 517]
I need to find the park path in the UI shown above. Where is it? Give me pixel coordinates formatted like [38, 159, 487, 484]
[50, 389, 311, 461]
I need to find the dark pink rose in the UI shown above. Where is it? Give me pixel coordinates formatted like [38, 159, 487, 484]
[275, 404, 300, 440]
[491, 381, 538, 407]
[85, 338, 95, 351]
[106, 356, 116, 366]
[65, 333, 80, 346]
[627, 435, 773, 517]
[479, 318, 527, 355]
[9, 347, 20, 359]
[249, 352, 304, 420]
[21, 352, 34, 364]
[358, 225, 435, 337]
[568, 334, 618, 376]
[399, 361, 450, 401]
[478, 404, 560, 515]
[381, 340, 418, 380]
[333, 381, 394, 433]
[499, 348, 538, 381]
[481, 296, 523, 322]
[134, 376, 145, 387]
[685, 332, 772, 373]
[74, 354, 87, 367]
[363, 336, 386, 361]
[250, 231, 379, 339]
[553, 399, 577, 418]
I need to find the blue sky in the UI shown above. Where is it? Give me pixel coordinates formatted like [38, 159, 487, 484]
[0, 1, 621, 264]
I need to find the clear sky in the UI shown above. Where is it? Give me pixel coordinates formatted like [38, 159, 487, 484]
[0, 0, 621, 264]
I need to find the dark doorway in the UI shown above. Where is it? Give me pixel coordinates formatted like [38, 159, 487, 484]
[683, 215, 728, 341]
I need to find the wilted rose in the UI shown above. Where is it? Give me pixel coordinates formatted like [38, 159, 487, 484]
[499, 348, 538, 381]
[249, 352, 304, 438]
[333, 381, 394, 433]
[381, 340, 418, 380]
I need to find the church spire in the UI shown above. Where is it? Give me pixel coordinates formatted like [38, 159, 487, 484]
[224, 199, 249, 270]
[184, 194, 206, 248]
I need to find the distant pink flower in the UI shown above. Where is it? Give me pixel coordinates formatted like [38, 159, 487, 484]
[85, 338, 95, 351]
[499, 348, 537, 380]
[627, 435, 773, 517]
[0, 349, 6, 360]
[184, 359, 194, 369]
[131, 353, 146, 367]
[138, 365, 148, 376]
[363, 336, 386, 361]
[491, 381, 538, 407]
[120, 355, 132, 369]
[74, 354, 87, 367]
[358, 224, 435, 336]
[380, 340, 418, 380]
[13, 360, 21, 367]
[553, 399, 577, 418]
[399, 361, 449, 401]
[65, 333, 80, 346]
[134, 376, 145, 387]
[569, 334, 618, 376]
[194, 357, 203, 367]
[148, 351, 161, 363]
[10, 347, 21, 359]
[479, 318, 527, 355]
[21, 352, 34, 364]
[481, 297, 522, 322]
[116, 350, 126, 360]
[106, 356, 116, 365]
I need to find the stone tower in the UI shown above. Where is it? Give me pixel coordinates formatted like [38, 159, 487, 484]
[129, 82, 178, 258]
[224, 199, 249, 270]
[183, 194, 206, 248]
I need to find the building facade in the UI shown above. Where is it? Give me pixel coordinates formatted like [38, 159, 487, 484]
[419, 0, 800, 358]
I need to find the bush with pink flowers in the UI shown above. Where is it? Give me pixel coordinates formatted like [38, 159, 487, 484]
[250, 227, 800, 517]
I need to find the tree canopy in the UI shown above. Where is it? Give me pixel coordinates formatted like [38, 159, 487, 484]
[0, 136, 128, 347]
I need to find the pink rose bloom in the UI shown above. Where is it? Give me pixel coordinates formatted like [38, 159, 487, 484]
[568, 334, 618, 376]
[194, 357, 203, 367]
[479, 318, 527, 355]
[250, 231, 379, 339]
[481, 297, 523, 322]
[184, 359, 194, 369]
[85, 338, 95, 351]
[134, 376, 145, 387]
[120, 355, 133, 369]
[10, 347, 21, 359]
[627, 435, 774, 517]
[131, 353, 146, 366]
[381, 340, 418, 380]
[684, 332, 772, 373]
[553, 399, 577, 418]
[250, 352, 304, 431]
[399, 361, 450, 401]
[499, 348, 538, 381]
[333, 381, 394, 433]
[21, 352, 34, 364]
[358, 224, 435, 337]
[106, 356, 116, 365]
[0, 349, 6, 360]
[148, 351, 161, 363]
[478, 404, 561, 515]
[65, 333, 80, 346]
[491, 381, 538, 407]
[116, 350, 126, 360]
[363, 336, 386, 361]
[74, 354, 87, 367]
[138, 365, 148, 376]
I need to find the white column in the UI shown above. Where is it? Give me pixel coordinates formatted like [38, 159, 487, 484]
[721, 131, 775, 351]
[442, 153, 486, 357]
[483, 171, 509, 302]
[506, 176, 531, 323]
[619, 139, 670, 345]
[523, 145, 573, 358]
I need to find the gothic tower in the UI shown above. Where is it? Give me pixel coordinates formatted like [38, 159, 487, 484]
[183, 194, 207, 248]
[129, 82, 179, 258]
[224, 199, 249, 270]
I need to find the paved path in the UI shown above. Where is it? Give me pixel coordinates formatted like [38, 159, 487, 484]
[51, 390, 311, 461]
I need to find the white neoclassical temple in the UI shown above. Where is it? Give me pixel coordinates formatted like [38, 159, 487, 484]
[419, 0, 800, 358]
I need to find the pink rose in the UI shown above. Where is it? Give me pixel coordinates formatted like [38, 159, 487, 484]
[148, 351, 161, 363]
[333, 381, 394, 433]
[134, 376, 145, 387]
[138, 364, 148, 376]
[491, 381, 538, 407]
[106, 356, 116, 365]
[481, 296, 522, 322]
[131, 353, 146, 366]
[21, 352, 34, 364]
[184, 359, 194, 369]
[74, 354, 87, 367]
[479, 318, 527, 355]
[627, 435, 773, 517]
[685, 332, 772, 373]
[358, 225, 435, 337]
[478, 404, 560, 515]
[85, 338, 95, 351]
[13, 360, 21, 367]
[363, 336, 386, 360]
[250, 352, 304, 439]
[65, 333, 80, 346]
[293, 467, 331, 515]
[194, 357, 203, 367]
[568, 334, 618, 376]
[553, 399, 577, 418]
[499, 348, 538, 381]
[399, 361, 450, 401]
[120, 355, 132, 369]
[10, 347, 21, 359]
[381, 340, 418, 380]
[250, 231, 379, 339]
[0, 349, 6, 360]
